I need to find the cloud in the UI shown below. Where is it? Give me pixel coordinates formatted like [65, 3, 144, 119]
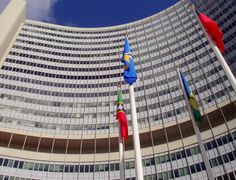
[26, 0, 59, 23]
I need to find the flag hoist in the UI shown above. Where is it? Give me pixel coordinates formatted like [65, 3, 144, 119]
[177, 67, 214, 180]
[121, 37, 144, 180]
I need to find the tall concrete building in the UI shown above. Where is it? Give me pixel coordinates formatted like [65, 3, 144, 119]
[0, 0, 235, 179]
[191, 0, 236, 76]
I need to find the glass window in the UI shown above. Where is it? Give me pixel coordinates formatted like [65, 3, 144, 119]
[7, 160, 14, 167]
[174, 169, 179, 177]
[95, 164, 99, 172]
[23, 162, 29, 169]
[53, 164, 60, 172]
[13, 161, 19, 168]
[28, 162, 34, 170]
[80, 165, 84, 172]
[89, 165, 94, 172]
[99, 164, 105, 172]
[190, 165, 196, 173]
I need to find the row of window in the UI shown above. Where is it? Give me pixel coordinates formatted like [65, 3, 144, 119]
[153, 151, 236, 180]
[0, 131, 234, 173]
[24, 22, 126, 35]
[0, 81, 117, 97]
[1, 61, 226, 103]
[16, 38, 124, 52]
[17, 28, 205, 62]
[0, 107, 185, 133]
[0, 116, 111, 132]
[20, 31, 124, 46]
[0, 175, 37, 180]
[8, 41, 209, 67]
[9, 51, 119, 65]
[0, 163, 203, 180]
[12, 45, 119, 58]
[0, 74, 124, 89]
[0, 66, 227, 102]
[0, 82, 185, 115]
[5, 58, 121, 72]
[0, 150, 235, 180]
[1, 66, 121, 80]
[0, 93, 112, 108]
[22, 27, 126, 40]
[19, 24, 202, 55]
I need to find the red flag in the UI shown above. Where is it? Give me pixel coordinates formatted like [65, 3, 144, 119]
[116, 111, 128, 140]
[197, 11, 224, 53]
[116, 90, 128, 140]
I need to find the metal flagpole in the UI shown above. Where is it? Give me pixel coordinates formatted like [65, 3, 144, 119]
[118, 122, 125, 180]
[211, 44, 236, 92]
[177, 67, 214, 180]
[129, 85, 144, 180]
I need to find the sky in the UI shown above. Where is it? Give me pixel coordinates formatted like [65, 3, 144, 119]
[1, 0, 179, 27]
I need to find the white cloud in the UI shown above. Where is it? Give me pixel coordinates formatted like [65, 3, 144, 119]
[26, 0, 59, 22]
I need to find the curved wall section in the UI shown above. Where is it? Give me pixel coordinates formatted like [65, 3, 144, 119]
[0, 0, 235, 179]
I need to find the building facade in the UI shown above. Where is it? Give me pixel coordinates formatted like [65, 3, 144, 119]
[191, 0, 236, 76]
[0, 0, 235, 179]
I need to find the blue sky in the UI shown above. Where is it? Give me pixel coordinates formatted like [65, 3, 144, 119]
[1, 0, 179, 27]
[52, 0, 179, 27]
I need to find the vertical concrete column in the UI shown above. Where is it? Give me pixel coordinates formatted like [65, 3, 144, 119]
[0, 0, 26, 66]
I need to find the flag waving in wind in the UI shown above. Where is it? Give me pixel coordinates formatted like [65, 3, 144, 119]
[196, 10, 224, 53]
[116, 90, 128, 140]
[179, 70, 202, 122]
[121, 37, 138, 85]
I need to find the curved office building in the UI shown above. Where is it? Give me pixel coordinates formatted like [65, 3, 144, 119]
[0, 0, 235, 179]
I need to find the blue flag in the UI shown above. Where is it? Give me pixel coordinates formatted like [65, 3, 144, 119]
[121, 37, 137, 85]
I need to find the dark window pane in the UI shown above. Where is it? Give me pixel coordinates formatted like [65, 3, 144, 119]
[3, 159, 8, 166]
[186, 149, 191, 156]
[69, 165, 74, 173]
[223, 154, 229, 163]
[196, 164, 201, 172]
[89, 165, 94, 172]
[115, 163, 119, 170]
[110, 163, 114, 171]
[44, 164, 49, 171]
[201, 162, 206, 170]
[13, 161, 19, 168]
[190, 165, 196, 173]
[74, 165, 79, 172]
[174, 169, 179, 178]
[0, 158, 3, 166]
[228, 152, 234, 161]
[85, 165, 89, 172]
[80, 165, 84, 172]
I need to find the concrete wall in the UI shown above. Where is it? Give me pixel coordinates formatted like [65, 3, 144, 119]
[0, 0, 26, 66]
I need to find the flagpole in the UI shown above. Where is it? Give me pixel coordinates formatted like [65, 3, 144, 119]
[129, 85, 144, 180]
[177, 67, 214, 180]
[118, 121, 125, 180]
[190, 4, 236, 92]
[211, 45, 236, 92]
